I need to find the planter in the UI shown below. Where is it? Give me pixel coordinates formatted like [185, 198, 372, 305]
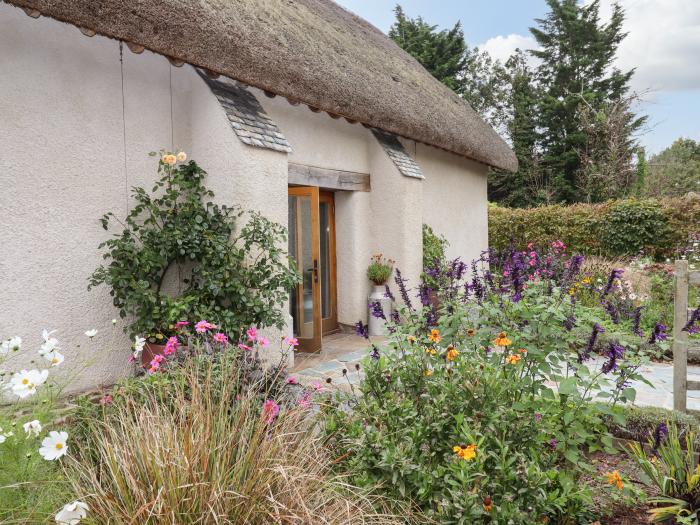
[368, 285, 392, 336]
[141, 342, 168, 368]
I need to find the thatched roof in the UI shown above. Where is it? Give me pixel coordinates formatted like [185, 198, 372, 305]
[6, 0, 517, 171]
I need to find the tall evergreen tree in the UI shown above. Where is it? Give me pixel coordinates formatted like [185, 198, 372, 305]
[389, 5, 506, 128]
[488, 51, 541, 207]
[530, 0, 641, 203]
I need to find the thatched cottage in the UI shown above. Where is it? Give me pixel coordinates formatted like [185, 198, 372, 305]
[0, 0, 515, 389]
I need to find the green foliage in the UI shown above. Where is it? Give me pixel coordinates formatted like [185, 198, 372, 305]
[421, 224, 448, 269]
[645, 138, 700, 198]
[366, 254, 394, 286]
[605, 405, 697, 444]
[530, 0, 643, 204]
[629, 424, 700, 523]
[89, 154, 299, 340]
[489, 195, 700, 260]
[598, 200, 669, 257]
[388, 5, 507, 127]
[323, 275, 652, 523]
[0, 411, 72, 524]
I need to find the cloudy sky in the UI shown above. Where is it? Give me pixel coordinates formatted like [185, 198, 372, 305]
[337, 0, 700, 154]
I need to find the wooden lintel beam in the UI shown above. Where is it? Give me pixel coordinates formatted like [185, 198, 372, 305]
[288, 163, 370, 192]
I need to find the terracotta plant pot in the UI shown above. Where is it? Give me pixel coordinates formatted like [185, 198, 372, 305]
[141, 342, 167, 368]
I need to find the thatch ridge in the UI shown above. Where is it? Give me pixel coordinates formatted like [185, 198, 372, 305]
[4, 0, 517, 171]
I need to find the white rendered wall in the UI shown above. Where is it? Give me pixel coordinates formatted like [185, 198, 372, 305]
[0, 4, 290, 392]
[414, 141, 490, 265]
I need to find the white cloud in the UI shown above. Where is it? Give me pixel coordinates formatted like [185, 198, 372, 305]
[479, 1, 700, 94]
[587, 0, 700, 93]
[479, 33, 538, 64]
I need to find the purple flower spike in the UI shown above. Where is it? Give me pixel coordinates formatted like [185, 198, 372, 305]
[649, 323, 668, 344]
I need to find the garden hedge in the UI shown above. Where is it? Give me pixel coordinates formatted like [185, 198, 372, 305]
[488, 194, 700, 260]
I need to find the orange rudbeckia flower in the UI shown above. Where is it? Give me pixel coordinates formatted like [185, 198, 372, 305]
[505, 354, 521, 365]
[605, 470, 623, 490]
[428, 329, 441, 344]
[446, 346, 459, 361]
[453, 444, 477, 461]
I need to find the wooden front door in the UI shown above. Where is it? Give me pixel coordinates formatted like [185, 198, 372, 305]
[288, 187, 337, 353]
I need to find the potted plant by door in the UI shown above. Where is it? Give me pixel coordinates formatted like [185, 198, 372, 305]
[366, 254, 394, 336]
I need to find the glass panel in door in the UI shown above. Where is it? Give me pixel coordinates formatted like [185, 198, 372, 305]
[288, 187, 321, 353]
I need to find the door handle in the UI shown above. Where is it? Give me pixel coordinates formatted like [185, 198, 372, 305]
[313, 259, 319, 283]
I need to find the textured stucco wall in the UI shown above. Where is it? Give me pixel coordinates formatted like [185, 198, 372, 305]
[0, 5, 291, 391]
[255, 88, 370, 174]
[415, 141, 490, 265]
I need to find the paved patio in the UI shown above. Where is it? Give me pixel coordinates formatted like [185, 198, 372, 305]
[291, 333, 700, 411]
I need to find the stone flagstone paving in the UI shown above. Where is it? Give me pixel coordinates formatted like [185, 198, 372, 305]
[292, 333, 700, 411]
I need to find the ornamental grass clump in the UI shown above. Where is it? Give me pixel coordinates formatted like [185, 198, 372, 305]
[67, 338, 411, 525]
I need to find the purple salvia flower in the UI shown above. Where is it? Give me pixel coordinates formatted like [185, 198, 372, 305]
[652, 422, 668, 452]
[603, 300, 620, 324]
[602, 342, 624, 374]
[563, 313, 577, 331]
[632, 307, 644, 337]
[394, 268, 413, 311]
[580, 323, 605, 363]
[649, 323, 668, 344]
[369, 301, 385, 320]
[354, 320, 369, 339]
[418, 284, 431, 307]
[601, 268, 624, 298]
[683, 306, 700, 334]
[370, 345, 380, 360]
[384, 284, 395, 302]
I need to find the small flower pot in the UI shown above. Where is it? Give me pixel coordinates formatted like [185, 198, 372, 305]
[368, 285, 392, 336]
[141, 342, 167, 367]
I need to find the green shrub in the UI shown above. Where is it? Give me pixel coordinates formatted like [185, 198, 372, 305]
[422, 224, 449, 269]
[604, 405, 698, 444]
[324, 259, 655, 523]
[488, 194, 700, 260]
[89, 151, 299, 341]
[598, 199, 670, 257]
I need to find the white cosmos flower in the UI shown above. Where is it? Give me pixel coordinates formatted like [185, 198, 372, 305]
[44, 350, 65, 367]
[55, 500, 88, 524]
[23, 419, 42, 437]
[1, 336, 22, 355]
[9, 369, 49, 398]
[133, 336, 146, 357]
[84, 329, 98, 338]
[39, 430, 68, 460]
[0, 428, 6, 444]
[40, 329, 59, 355]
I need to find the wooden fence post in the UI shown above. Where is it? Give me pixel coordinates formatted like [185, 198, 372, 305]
[673, 259, 690, 412]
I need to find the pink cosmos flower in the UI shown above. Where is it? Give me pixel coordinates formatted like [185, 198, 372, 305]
[257, 336, 270, 348]
[283, 336, 299, 347]
[128, 355, 136, 363]
[195, 320, 216, 333]
[311, 382, 325, 392]
[163, 336, 179, 356]
[285, 376, 298, 385]
[551, 240, 566, 251]
[238, 343, 252, 351]
[174, 321, 190, 329]
[527, 242, 534, 250]
[246, 326, 258, 341]
[150, 354, 164, 367]
[262, 399, 280, 424]
[213, 332, 229, 345]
